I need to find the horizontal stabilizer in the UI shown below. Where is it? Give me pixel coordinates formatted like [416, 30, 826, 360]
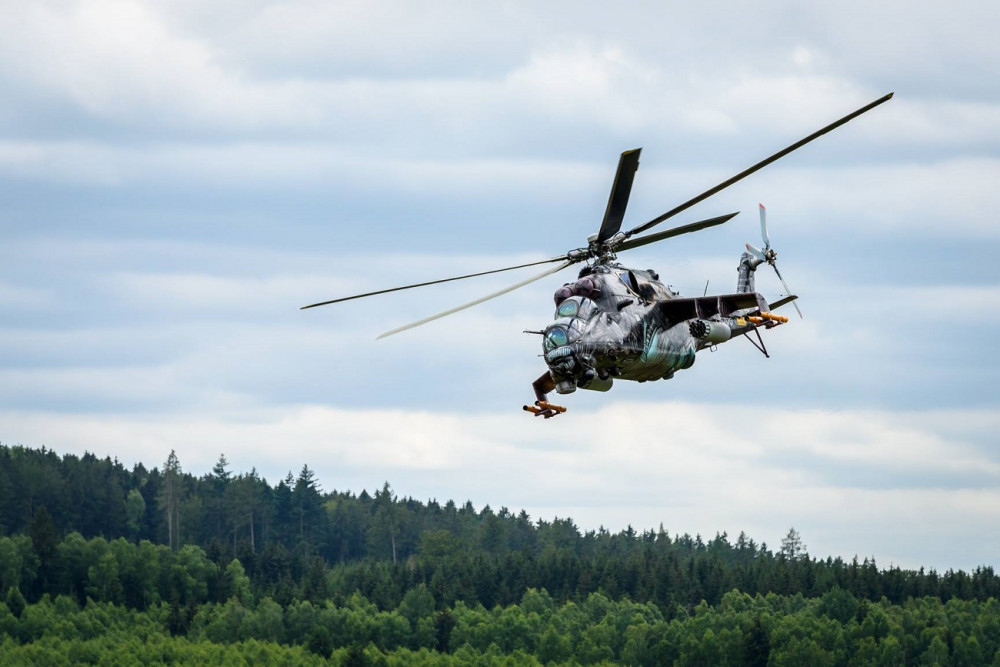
[769, 295, 799, 311]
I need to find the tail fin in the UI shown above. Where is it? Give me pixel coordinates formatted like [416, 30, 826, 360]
[737, 251, 763, 293]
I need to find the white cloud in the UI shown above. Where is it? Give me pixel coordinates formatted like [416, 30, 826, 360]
[0, 139, 603, 195]
[4, 135, 998, 243]
[690, 158, 1000, 239]
[193, 0, 531, 78]
[3, 0, 997, 148]
[0, 1, 318, 129]
[2, 0, 999, 574]
[503, 46, 660, 129]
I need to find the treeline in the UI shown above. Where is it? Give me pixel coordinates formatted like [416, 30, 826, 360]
[1, 442, 998, 615]
[2, 443, 1000, 664]
[3, 584, 999, 664]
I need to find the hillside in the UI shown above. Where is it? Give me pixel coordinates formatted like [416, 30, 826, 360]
[1, 443, 998, 664]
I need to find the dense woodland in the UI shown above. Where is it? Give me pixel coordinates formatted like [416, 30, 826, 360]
[1, 442, 999, 665]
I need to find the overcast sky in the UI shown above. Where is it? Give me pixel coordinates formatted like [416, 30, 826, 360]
[2, 0, 998, 571]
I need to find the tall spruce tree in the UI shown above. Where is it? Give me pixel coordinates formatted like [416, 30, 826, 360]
[157, 451, 183, 550]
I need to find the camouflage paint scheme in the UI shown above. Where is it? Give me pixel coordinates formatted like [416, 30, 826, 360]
[534, 252, 772, 403]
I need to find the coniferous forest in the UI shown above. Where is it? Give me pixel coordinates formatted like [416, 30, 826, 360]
[1, 443, 999, 665]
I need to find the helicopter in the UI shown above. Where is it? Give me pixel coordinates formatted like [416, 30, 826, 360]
[303, 93, 893, 417]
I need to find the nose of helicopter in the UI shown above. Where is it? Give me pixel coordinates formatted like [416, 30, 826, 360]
[541, 325, 577, 392]
[541, 321, 603, 394]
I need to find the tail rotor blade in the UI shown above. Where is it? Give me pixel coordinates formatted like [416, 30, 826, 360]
[745, 242, 766, 261]
[759, 203, 771, 250]
[771, 263, 803, 318]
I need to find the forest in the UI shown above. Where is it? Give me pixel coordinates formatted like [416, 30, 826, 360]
[1, 442, 998, 665]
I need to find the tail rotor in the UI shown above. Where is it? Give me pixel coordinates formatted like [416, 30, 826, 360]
[747, 204, 802, 318]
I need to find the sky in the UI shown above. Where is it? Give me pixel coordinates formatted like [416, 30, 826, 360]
[2, 0, 999, 571]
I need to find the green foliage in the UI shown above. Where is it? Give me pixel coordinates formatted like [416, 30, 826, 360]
[4, 587, 26, 619]
[306, 625, 333, 658]
[124, 489, 146, 538]
[818, 586, 859, 624]
[0, 588, 998, 666]
[2, 442, 999, 618]
[4, 442, 1000, 664]
[223, 559, 253, 607]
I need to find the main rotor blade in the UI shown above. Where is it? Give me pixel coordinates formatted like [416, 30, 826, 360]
[624, 92, 894, 240]
[301, 256, 569, 310]
[615, 212, 738, 253]
[596, 148, 641, 243]
[377, 260, 575, 339]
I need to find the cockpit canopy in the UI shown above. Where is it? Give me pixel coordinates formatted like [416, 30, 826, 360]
[544, 321, 589, 352]
[543, 326, 569, 351]
[553, 295, 598, 321]
[544, 296, 598, 352]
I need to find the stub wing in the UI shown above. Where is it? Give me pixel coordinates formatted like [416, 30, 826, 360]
[656, 292, 769, 324]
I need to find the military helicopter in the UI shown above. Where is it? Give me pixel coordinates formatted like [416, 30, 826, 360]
[303, 93, 893, 417]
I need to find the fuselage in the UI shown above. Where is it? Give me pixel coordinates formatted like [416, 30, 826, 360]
[541, 263, 754, 395]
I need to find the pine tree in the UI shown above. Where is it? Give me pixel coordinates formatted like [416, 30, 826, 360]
[227, 469, 265, 555]
[370, 482, 400, 564]
[780, 528, 806, 561]
[125, 489, 146, 540]
[157, 451, 183, 550]
[207, 454, 232, 545]
[293, 466, 324, 552]
[28, 505, 58, 596]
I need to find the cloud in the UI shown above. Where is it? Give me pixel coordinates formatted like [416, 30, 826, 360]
[192, 0, 533, 79]
[4, 136, 998, 243]
[3, 233, 995, 425]
[4, 0, 997, 152]
[1, 0, 998, 574]
[0, 1, 320, 132]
